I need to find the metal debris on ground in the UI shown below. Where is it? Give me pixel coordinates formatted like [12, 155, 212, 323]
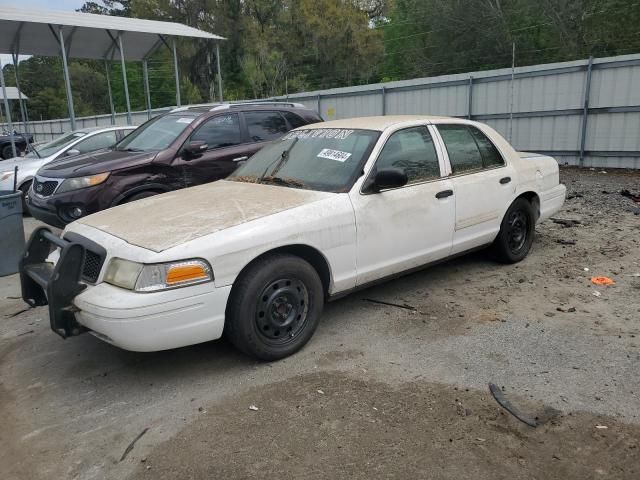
[551, 218, 582, 227]
[317, 389, 325, 395]
[249, 405, 259, 411]
[488, 383, 538, 427]
[119, 428, 149, 462]
[363, 298, 417, 311]
[620, 189, 640, 203]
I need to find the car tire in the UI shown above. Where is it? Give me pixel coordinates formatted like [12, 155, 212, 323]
[225, 253, 324, 361]
[492, 197, 535, 264]
[1, 144, 14, 160]
[122, 191, 160, 203]
[19, 181, 32, 216]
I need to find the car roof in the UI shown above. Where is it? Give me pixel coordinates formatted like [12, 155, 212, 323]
[300, 115, 459, 132]
[73, 125, 137, 134]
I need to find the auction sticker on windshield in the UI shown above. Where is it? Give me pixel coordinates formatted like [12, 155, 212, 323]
[284, 129, 354, 140]
[317, 148, 352, 162]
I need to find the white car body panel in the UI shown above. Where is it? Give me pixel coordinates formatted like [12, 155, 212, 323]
[56, 115, 566, 352]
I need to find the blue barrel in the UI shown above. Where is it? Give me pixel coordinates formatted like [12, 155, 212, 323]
[0, 190, 25, 276]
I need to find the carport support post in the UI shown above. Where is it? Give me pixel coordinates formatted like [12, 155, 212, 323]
[104, 60, 116, 125]
[12, 53, 30, 139]
[58, 28, 76, 131]
[117, 34, 132, 125]
[172, 38, 181, 107]
[0, 58, 17, 158]
[579, 56, 594, 168]
[216, 42, 223, 102]
[381, 86, 386, 115]
[142, 60, 151, 119]
[467, 76, 473, 119]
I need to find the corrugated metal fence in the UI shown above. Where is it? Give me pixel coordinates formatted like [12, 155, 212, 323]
[8, 53, 640, 169]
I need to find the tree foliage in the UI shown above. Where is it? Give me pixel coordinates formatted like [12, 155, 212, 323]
[2, 0, 638, 121]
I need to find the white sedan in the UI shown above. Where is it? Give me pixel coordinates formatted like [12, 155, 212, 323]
[20, 116, 566, 360]
[0, 126, 135, 209]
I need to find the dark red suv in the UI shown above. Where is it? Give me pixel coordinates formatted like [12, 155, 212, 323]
[29, 102, 321, 227]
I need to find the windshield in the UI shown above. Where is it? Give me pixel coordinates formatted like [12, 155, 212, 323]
[115, 114, 198, 152]
[229, 128, 380, 192]
[25, 132, 86, 158]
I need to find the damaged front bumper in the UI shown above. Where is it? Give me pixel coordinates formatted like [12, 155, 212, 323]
[20, 227, 88, 338]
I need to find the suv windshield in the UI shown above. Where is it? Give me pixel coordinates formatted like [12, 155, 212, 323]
[229, 128, 380, 192]
[25, 132, 86, 158]
[115, 113, 198, 152]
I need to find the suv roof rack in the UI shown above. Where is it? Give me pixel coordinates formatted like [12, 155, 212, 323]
[209, 101, 306, 111]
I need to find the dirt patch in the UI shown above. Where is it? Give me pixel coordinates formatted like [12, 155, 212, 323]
[129, 370, 639, 480]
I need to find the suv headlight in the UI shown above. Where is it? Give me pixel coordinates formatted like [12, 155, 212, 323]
[57, 172, 110, 194]
[104, 258, 213, 292]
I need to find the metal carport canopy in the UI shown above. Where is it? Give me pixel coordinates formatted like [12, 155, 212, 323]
[0, 87, 28, 100]
[0, 6, 225, 141]
[0, 6, 224, 60]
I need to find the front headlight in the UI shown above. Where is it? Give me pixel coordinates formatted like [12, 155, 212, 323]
[56, 172, 110, 194]
[0, 171, 14, 182]
[104, 258, 213, 292]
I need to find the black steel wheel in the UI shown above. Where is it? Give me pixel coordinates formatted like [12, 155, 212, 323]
[225, 253, 324, 360]
[492, 198, 535, 264]
[255, 278, 310, 344]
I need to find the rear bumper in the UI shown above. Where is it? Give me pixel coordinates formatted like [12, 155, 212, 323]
[539, 184, 566, 222]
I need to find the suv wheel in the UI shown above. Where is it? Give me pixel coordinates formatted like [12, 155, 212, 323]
[225, 254, 324, 361]
[122, 191, 160, 204]
[1, 144, 14, 160]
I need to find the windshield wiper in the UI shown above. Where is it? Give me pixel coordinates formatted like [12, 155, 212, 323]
[122, 147, 144, 152]
[258, 138, 298, 184]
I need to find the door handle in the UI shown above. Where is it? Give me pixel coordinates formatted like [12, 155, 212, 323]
[500, 176, 511, 184]
[233, 156, 249, 163]
[435, 189, 454, 199]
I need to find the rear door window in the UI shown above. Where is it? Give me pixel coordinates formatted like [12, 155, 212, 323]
[191, 114, 242, 149]
[244, 111, 289, 142]
[469, 126, 505, 167]
[283, 111, 307, 129]
[437, 125, 484, 174]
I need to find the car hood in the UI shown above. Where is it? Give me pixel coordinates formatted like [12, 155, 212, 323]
[0, 156, 49, 175]
[38, 149, 157, 177]
[75, 180, 334, 252]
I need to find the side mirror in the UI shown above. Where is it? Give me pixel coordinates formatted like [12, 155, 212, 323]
[183, 141, 208, 157]
[370, 167, 408, 192]
[66, 148, 80, 157]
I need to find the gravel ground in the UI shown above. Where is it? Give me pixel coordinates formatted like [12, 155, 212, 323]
[1, 167, 639, 480]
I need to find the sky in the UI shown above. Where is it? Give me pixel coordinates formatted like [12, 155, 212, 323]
[0, 0, 86, 66]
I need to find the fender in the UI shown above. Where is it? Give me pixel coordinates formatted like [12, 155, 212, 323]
[110, 183, 172, 207]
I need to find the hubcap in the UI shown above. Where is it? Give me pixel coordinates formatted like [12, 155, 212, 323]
[256, 278, 309, 342]
[507, 209, 528, 253]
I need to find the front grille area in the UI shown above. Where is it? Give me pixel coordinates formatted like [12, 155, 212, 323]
[82, 249, 104, 284]
[33, 178, 59, 197]
[63, 232, 107, 284]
